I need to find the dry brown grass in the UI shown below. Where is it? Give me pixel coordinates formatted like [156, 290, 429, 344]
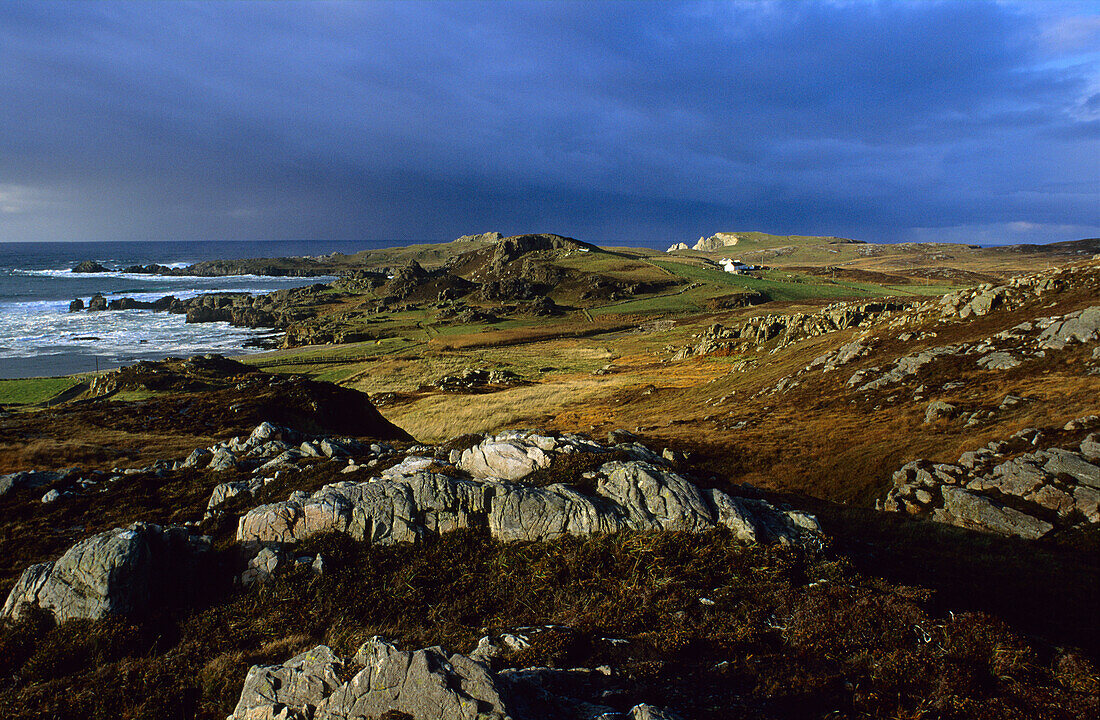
[0, 430, 211, 475]
[386, 378, 623, 442]
[430, 319, 635, 351]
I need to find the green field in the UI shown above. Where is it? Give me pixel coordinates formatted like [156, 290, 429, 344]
[0, 376, 83, 405]
[650, 259, 958, 301]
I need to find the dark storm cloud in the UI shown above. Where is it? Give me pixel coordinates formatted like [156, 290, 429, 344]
[0, 0, 1097, 245]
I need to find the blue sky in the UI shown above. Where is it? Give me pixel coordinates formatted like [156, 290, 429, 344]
[0, 0, 1097, 246]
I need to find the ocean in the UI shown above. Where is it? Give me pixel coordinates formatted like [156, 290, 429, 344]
[0, 240, 391, 379]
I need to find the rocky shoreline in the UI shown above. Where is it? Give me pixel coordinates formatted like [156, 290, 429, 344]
[71, 256, 351, 278]
[67, 284, 342, 346]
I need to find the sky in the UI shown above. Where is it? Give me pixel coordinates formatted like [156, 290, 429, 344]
[0, 0, 1097, 248]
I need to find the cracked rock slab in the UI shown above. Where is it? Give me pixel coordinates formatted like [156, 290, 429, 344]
[237, 457, 823, 550]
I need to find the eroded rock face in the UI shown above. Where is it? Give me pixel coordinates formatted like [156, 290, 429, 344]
[692, 232, 742, 252]
[453, 231, 504, 244]
[1037, 306, 1100, 350]
[882, 425, 1100, 538]
[229, 639, 509, 720]
[1, 523, 211, 622]
[228, 638, 684, 720]
[237, 433, 822, 549]
[230, 645, 344, 720]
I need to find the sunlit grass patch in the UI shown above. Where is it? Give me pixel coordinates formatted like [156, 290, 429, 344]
[0, 376, 83, 406]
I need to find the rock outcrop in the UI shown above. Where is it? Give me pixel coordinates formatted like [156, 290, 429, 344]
[228, 638, 681, 720]
[675, 301, 908, 359]
[693, 233, 742, 252]
[237, 431, 822, 549]
[453, 231, 504, 243]
[2, 523, 211, 622]
[841, 305, 1100, 393]
[435, 368, 521, 392]
[882, 422, 1100, 539]
[676, 263, 1100, 366]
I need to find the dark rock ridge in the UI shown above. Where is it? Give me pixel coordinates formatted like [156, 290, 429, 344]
[71, 283, 340, 332]
[87, 355, 413, 441]
[489, 233, 595, 267]
[71, 260, 109, 273]
[71, 256, 347, 278]
[228, 638, 682, 720]
[446, 233, 675, 305]
[881, 418, 1100, 539]
[107, 296, 177, 311]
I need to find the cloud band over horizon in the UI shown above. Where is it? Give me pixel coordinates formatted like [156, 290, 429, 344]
[0, 0, 1098, 247]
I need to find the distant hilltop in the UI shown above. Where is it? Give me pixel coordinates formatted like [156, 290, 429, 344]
[451, 231, 504, 243]
[668, 231, 864, 253]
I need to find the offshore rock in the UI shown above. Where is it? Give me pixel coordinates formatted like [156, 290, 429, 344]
[72, 260, 110, 273]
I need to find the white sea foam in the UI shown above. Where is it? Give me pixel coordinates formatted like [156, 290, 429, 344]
[12, 268, 328, 283]
[0, 259, 335, 375]
[0, 304, 278, 362]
